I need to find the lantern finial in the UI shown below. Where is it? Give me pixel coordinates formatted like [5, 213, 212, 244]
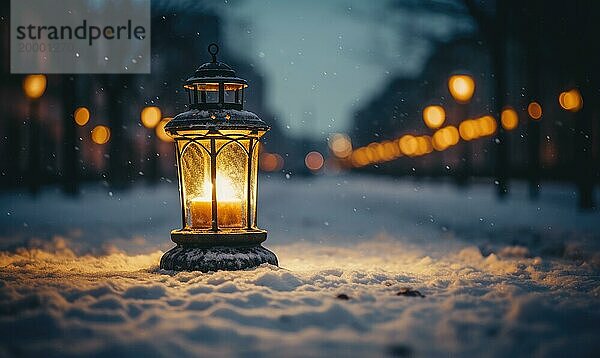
[208, 43, 219, 63]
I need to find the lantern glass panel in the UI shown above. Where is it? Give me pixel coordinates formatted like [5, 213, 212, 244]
[249, 143, 259, 227]
[224, 89, 236, 103]
[179, 140, 212, 229]
[224, 83, 244, 104]
[215, 140, 249, 228]
[195, 82, 219, 103]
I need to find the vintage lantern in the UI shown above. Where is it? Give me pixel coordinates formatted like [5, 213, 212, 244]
[160, 44, 278, 271]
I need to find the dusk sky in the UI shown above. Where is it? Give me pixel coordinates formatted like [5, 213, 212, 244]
[215, 0, 473, 139]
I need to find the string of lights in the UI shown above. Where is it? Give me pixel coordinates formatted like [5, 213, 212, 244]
[331, 88, 583, 169]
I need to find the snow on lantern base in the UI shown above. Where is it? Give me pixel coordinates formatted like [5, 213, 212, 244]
[159, 245, 278, 272]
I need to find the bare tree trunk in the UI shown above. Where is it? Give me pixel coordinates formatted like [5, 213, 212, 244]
[456, 103, 471, 186]
[107, 75, 127, 189]
[5, 112, 21, 187]
[27, 100, 40, 195]
[147, 134, 159, 184]
[463, 0, 510, 197]
[493, 2, 509, 198]
[62, 76, 78, 195]
[575, 100, 594, 210]
[526, 0, 541, 199]
[574, 1, 595, 210]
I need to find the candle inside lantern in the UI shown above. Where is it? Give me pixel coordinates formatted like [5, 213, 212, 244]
[189, 173, 242, 228]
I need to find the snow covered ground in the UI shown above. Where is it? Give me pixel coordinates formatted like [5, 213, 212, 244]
[0, 175, 599, 357]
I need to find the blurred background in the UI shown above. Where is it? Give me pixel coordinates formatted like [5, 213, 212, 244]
[0, 0, 598, 209]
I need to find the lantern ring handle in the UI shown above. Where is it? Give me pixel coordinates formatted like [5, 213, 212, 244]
[208, 43, 219, 62]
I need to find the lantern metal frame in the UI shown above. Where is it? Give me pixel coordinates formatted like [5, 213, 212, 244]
[169, 128, 265, 245]
[159, 44, 278, 272]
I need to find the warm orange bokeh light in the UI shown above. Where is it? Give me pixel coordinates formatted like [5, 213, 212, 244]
[559, 89, 583, 112]
[415, 136, 433, 155]
[433, 126, 460, 150]
[459, 120, 477, 141]
[501, 108, 518, 130]
[260, 153, 284, 172]
[368, 143, 383, 162]
[528, 102, 543, 120]
[432, 131, 448, 151]
[375, 142, 391, 161]
[445, 126, 460, 145]
[399, 135, 418, 156]
[23, 74, 47, 99]
[141, 106, 162, 129]
[329, 133, 353, 158]
[74, 107, 90, 126]
[478, 115, 497, 136]
[350, 148, 370, 167]
[362, 146, 374, 163]
[423, 105, 446, 129]
[305, 151, 324, 171]
[91, 125, 111, 145]
[448, 74, 475, 103]
[156, 118, 174, 142]
[365, 143, 381, 162]
[383, 140, 401, 159]
[458, 116, 496, 140]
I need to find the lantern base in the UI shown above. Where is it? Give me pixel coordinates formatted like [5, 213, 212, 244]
[170, 228, 267, 246]
[159, 244, 278, 272]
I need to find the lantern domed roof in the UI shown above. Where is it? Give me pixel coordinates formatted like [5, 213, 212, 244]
[193, 60, 235, 77]
[165, 108, 269, 133]
[184, 44, 247, 88]
[165, 43, 269, 134]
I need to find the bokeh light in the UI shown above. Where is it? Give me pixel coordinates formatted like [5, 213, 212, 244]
[458, 116, 496, 141]
[423, 105, 446, 129]
[74, 107, 90, 126]
[373, 142, 389, 161]
[478, 115, 497, 136]
[305, 151, 324, 171]
[364, 145, 376, 162]
[432, 131, 448, 150]
[559, 89, 583, 112]
[23, 74, 47, 99]
[399, 135, 418, 156]
[329, 133, 353, 158]
[141, 106, 162, 129]
[459, 119, 477, 141]
[415, 136, 433, 155]
[528, 102, 543, 120]
[444, 125, 460, 145]
[448, 74, 475, 103]
[260, 153, 284, 172]
[383, 140, 401, 159]
[91, 125, 111, 145]
[433, 126, 459, 150]
[350, 148, 370, 167]
[156, 118, 174, 142]
[501, 108, 518, 130]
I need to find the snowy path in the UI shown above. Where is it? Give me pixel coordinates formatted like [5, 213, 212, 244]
[0, 175, 599, 356]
